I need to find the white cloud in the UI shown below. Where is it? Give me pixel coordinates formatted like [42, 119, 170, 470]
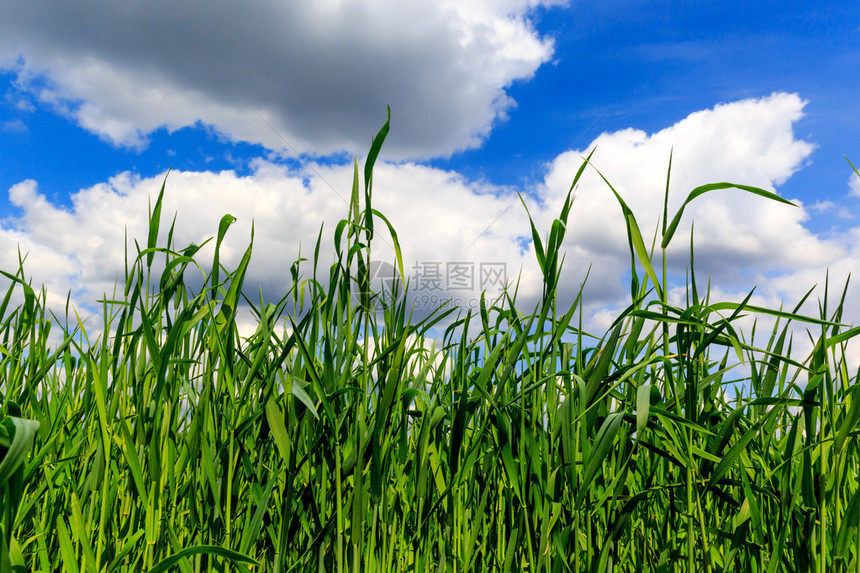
[1, 118, 26, 133]
[0, 160, 536, 327]
[811, 200, 837, 212]
[14, 98, 34, 112]
[810, 200, 855, 220]
[1, 92, 858, 367]
[0, 0, 557, 158]
[526, 93, 860, 371]
[851, 170, 860, 198]
[536, 94, 841, 295]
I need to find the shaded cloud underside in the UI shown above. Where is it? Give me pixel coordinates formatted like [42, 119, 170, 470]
[0, 0, 556, 159]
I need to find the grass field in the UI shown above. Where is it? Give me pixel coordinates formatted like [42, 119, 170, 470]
[2, 114, 860, 572]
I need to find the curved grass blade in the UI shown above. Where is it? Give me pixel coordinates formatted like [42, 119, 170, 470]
[663, 182, 796, 249]
[0, 417, 39, 483]
[144, 546, 259, 573]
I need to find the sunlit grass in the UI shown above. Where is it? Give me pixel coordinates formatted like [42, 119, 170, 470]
[2, 112, 860, 572]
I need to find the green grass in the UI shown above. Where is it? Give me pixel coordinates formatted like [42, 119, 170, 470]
[2, 113, 860, 572]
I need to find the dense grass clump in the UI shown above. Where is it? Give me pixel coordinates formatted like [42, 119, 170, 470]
[2, 114, 860, 572]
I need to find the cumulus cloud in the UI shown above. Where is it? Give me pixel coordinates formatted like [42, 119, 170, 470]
[0, 159, 535, 330]
[536, 93, 843, 299]
[528, 92, 860, 366]
[1, 92, 857, 367]
[0, 0, 556, 158]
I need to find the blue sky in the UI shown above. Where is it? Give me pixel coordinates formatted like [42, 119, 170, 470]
[0, 1, 858, 348]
